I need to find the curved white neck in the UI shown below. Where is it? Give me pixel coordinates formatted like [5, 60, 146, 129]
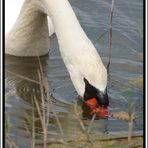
[6, 0, 107, 96]
[42, 0, 88, 49]
[41, 0, 107, 96]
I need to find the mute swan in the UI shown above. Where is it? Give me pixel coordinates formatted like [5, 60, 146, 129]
[5, 0, 109, 117]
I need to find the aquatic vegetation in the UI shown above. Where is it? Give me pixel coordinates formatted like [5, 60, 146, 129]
[129, 77, 143, 89]
[5, 66, 143, 148]
[94, 30, 108, 44]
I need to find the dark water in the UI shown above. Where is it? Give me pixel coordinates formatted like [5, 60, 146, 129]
[5, 0, 143, 147]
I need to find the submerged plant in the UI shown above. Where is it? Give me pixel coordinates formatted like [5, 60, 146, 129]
[5, 114, 18, 148]
[94, 30, 108, 44]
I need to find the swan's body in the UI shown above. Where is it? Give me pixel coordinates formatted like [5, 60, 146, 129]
[5, 0, 55, 36]
[5, 0, 108, 107]
[5, 0, 54, 56]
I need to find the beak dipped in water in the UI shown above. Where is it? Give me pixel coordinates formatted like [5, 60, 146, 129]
[85, 98, 110, 118]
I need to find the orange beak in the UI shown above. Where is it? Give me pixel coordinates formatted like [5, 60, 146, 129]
[85, 98, 110, 118]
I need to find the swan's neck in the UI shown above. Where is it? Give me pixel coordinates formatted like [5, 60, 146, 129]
[42, 0, 107, 96]
[6, 0, 49, 56]
[6, 0, 107, 96]
[43, 0, 88, 49]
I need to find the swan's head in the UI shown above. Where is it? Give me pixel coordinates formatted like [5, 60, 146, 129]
[83, 78, 110, 118]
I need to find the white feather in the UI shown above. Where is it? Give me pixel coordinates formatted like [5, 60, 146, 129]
[5, 0, 54, 35]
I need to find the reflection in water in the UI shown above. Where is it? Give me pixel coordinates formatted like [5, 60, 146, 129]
[5, 54, 108, 147]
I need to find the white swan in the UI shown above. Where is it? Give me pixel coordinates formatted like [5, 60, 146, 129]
[5, 0, 109, 116]
[5, 0, 55, 36]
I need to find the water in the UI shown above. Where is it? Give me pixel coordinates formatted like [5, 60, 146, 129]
[5, 0, 143, 147]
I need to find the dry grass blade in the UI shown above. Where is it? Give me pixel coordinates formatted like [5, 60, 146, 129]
[107, 0, 115, 75]
[51, 112, 69, 148]
[6, 134, 18, 148]
[74, 103, 86, 132]
[41, 77, 66, 146]
[128, 101, 135, 145]
[128, 121, 133, 145]
[6, 70, 40, 84]
[53, 115, 69, 147]
[43, 77, 51, 127]
[33, 94, 44, 129]
[37, 70, 46, 124]
[37, 68, 48, 148]
[23, 120, 32, 138]
[86, 113, 101, 148]
[37, 56, 44, 80]
[74, 103, 101, 148]
[87, 113, 96, 134]
[37, 56, 51, 127]
[31, 99, 35, 148]
[37, 57, 68, 147]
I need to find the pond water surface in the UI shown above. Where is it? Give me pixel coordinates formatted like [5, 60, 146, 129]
[5, 0, 143, 147]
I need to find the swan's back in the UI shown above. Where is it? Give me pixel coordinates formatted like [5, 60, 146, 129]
[5, 0, 54, 36]
[5, 0, 55, 57]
